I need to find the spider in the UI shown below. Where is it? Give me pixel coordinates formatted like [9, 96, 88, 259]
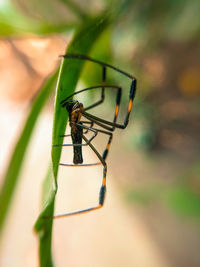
[53, 54, 137, 218]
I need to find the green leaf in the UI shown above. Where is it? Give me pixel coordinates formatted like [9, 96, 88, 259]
[34, 15, 109, 267]
[0, 71, 58, 236]
[33, 165, 55, 267]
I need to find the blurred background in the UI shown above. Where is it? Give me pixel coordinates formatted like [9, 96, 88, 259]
[0, 0, 200, 266]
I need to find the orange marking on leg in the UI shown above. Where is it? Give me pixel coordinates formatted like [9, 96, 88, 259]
[106, 144, 110, 150]
[102, 81, 106, 86]
[128, 99, 133, 112]
[92, 205, 102, 211]
[115, 104, 119, 116]
[102, 178, 106, 186]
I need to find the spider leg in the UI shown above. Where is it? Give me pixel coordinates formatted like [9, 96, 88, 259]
[83, 78, 136, 130]
[53, 122, 101, 167]
[83, 66, 106, 111]
[53, 135, 107, 219]
[60, 134, 71, 137]
[82, 124, 113, 161]
[84, 84, 122, 132]
[62, 54, 135, 79]
[61, 85, 120, 110]
[60, 121, 94, 135]
[80, 121, 94, 134]
[102, 134, 112, 161]
[52, 122, 97, 148]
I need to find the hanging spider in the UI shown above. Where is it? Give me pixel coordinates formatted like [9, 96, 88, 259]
[53, 54, 137, 218]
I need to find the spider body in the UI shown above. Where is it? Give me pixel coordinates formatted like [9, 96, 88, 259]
[64, 100, 84, 164]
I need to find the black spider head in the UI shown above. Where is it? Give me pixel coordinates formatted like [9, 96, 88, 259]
[62, 99, 81, 114]
[62, 99, 75, 113]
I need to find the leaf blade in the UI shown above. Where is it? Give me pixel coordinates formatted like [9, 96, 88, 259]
[0, 72, 58, 236]
[34, 15, 109, 267]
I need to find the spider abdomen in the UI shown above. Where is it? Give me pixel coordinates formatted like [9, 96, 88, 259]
[71, 123, 83, 164]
